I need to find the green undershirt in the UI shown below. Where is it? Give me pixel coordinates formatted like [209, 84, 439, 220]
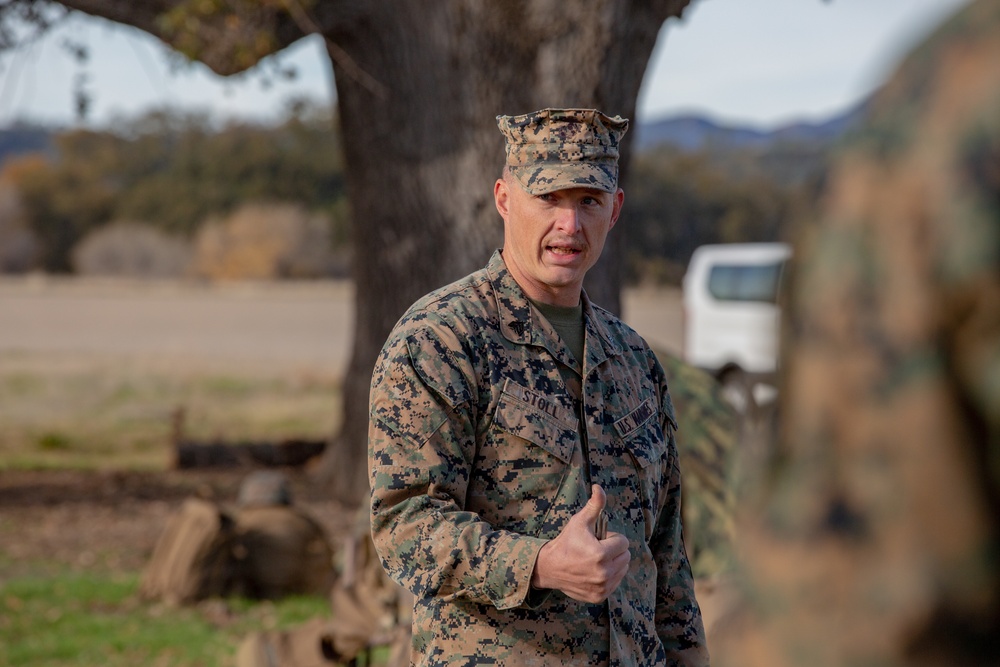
[529, 298, 585, 370]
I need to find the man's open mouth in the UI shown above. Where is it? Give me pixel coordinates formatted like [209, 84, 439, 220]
[547, 246, 581, 255]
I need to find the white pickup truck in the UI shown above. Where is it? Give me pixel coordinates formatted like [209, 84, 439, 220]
[682, 242, 791, 414]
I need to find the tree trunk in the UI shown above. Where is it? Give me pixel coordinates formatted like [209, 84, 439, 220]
[318, 0, 689, 506]
[27, 0, 691, 507]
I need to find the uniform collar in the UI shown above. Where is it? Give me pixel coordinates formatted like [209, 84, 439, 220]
[486, 250, 623, 372]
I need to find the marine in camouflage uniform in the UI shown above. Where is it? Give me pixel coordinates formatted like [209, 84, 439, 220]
[712, 2, 1000, 665]
[369, 108, 708, 666]
[657, 352, 737, 581]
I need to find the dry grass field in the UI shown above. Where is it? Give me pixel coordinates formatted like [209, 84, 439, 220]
[0, 277, 353, 470]
[0, 275, 681, 369]
[0, 275, 683, 471]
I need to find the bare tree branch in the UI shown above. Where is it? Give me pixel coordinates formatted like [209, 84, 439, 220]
[279, 0, 386, 99]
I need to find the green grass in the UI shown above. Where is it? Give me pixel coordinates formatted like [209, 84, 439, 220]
[0, 570, 331, 667]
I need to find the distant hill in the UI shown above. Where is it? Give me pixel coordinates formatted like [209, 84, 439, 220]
[0, 125, 54, 167]
[633, 101, 868, 153]
[0, 102, 867, 168]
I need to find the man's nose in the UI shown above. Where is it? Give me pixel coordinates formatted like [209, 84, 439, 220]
[553, 206, 582, 234]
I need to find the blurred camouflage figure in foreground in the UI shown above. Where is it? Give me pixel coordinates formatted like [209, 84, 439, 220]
[714, 1, 1000, 665]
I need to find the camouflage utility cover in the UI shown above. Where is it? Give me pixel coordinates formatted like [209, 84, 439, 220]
[497, 108, 629, 195]
[369, 251, 707, 666]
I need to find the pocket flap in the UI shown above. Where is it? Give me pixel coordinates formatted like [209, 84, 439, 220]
[613, 397, 667, 469]
[493, 379, 577, 463]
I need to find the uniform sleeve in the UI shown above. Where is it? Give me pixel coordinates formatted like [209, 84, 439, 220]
[368, 314, 548, 610]
[650, 368, 710, 665]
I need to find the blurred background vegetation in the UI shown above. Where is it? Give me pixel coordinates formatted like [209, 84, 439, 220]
[0, 103, 351, 279]
[0, 102, 835, 286]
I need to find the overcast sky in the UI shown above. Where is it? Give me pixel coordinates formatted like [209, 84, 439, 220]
[0, 0, 972, 130]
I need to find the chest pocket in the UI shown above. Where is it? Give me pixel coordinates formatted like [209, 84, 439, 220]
[614, 397, 671, 539]
[493, 380, 577, 462]
[472, 379, 580, 534]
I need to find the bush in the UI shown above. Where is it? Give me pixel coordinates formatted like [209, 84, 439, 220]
[0, 182, 39, 273]
[72, 222, 192, 278]
[191, 203, 336, 281]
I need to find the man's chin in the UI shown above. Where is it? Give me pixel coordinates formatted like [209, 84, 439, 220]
[539, 269, 583, 290]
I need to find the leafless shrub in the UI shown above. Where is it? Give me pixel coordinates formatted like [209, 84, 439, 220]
[192, 202, 335, 281]
[72, 222, 192, 278]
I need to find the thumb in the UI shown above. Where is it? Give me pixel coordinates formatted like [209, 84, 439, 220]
[579, 484, 606, 526]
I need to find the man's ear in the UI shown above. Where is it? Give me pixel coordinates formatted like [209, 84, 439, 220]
[494, 178, 511, 220]
[609, 188, 625, 230]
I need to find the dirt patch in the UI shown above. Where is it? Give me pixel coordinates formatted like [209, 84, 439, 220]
[0, 467, 355, 578]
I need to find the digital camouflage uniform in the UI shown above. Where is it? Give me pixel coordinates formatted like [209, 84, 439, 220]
[712, 2, 1000, 665]
[369, 249, 707, 666]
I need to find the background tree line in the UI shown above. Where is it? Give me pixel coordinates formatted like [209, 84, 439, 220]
[0, 106, 830, 285]
[0, 104, 350, 278]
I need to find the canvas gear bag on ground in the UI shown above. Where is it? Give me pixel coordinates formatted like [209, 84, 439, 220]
[140, 490, 334, 605]
[139, 497, 241, 605]
[235, 530, 412, 667]
[233, 505, 334, 599]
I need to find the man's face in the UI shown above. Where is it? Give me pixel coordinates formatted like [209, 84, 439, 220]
[494, 171, 624, 307]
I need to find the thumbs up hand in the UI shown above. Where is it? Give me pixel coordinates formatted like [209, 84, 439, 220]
[530, 485, 630, 603]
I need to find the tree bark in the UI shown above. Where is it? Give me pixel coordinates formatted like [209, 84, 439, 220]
[16, 0, 692, 506]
